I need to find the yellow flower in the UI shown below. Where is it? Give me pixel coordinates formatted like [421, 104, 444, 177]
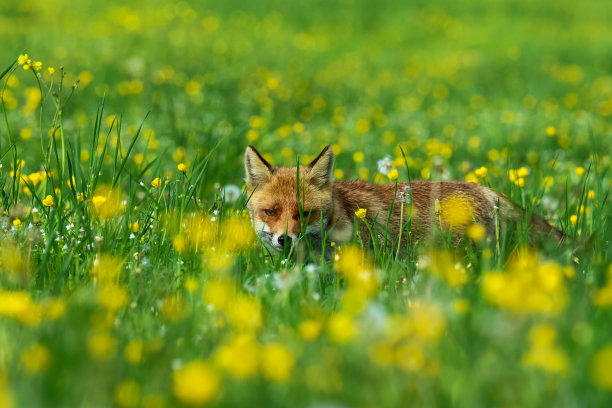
[467, 223, 486, 242]
[91, 187, 124, 221]
[219, 216, 256, 253]
[591, 344, 612, 390]
[43, 298, 66, 320]
[474, 166, 488, 178]
[0, 243, 28, 276]
[88, 331, 117, 361]
[97, 285, 129, 312]
[410, 301, 446, 342]
[161, 296, 187, 322]
[185, 80, 200, 96]
[452, 298, 470, 314]
[545, 126, 557, 137]
[439, 194, 474, 228]
[355, 208, 367, 219]
[42, 195, 54, 207]
[395, 341, 425, 373]
[570, 215, 577, 226]
[173, 360, 221, 405]
[177, 163, 187, 173]
[173, 234, 187, 253]
[203, 278, 234, 310]
[21, 343, 51, 373]
[522, 324, 569, 375]
[387, 168, 398, 181]
[0, 290, 42, 325]
[529, 324, 557, 347]
[12, 219, 21, 229]
[481, 249, 568, 315]
[327, 312, 358, 344]
[298, 319, 323, 341]
[32, 61, 42, 71]
[575, 166, 585, 177]
[249, 116, 264, 128]
[18, 54, 30, 65]
[151, 177, 161, 188]
[92, 254, 123, 283]
[465, 172, 479, 183]
[214, 335, 259, 378]
[592, 265, 612, 307]
[20, 128, 32, 140]
[368, 342, 395, 366]
[292, 122, 304, 133]
[277, 125, 292, 138]
[124, 340, 143, 365]
[227, 294, 262, 332]
[184, 277, 199, 292]
[334, 246, 377, 296]
[76, 193, 84, 202]
[133, 153, 144, 165]
[131, 222, 139, 233]
[260, 343, 295, 381]
[0, 373, 14, 407]
[115, 380, 141, 408]
[522, 343, 568, 375]
[246, 129, 259, 142]
[356, 119, 371, 134]
[47, 67, 55, 76]
[542, 176, 554, 188]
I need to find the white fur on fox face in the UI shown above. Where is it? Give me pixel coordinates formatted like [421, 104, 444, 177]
[257, 222, 297, 252]
[253, 221, 281, 251]
[270, 233, 297, 251]
[253, 219, 322, 252]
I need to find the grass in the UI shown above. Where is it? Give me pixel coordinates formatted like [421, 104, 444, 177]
[1, 0, 612, 407]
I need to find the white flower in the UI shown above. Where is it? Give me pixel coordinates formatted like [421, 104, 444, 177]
[377, 155, 393, 175]
[221, 184, 241, 204]
[400, 185, 412, 204]
[304, 263, 317, 274]
[171, 358, 183, 371]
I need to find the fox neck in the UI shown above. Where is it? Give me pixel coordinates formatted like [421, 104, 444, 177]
[326, 181, 374, 243]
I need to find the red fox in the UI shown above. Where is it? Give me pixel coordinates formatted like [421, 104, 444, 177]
[244, 145, 564, 252]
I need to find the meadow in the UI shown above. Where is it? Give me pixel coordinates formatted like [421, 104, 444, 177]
[1, 0, 612, 406]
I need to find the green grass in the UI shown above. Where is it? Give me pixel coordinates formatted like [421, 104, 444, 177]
[1, 0, 612, 407]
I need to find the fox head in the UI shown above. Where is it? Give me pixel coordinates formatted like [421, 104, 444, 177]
[244, 145, 334, 252]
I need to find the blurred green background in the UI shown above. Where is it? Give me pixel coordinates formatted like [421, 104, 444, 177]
[3, 0, 611, 188]
[2, 1, 612, 407]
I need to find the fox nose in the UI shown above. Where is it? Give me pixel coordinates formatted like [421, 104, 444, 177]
[277, 235, 292, 247]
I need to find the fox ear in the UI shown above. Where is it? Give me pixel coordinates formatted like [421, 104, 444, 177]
[245, 145, 272, 188]
[307, 145, 334, 188]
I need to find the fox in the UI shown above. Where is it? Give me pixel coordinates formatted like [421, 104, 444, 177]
[244, 145, 564, 253]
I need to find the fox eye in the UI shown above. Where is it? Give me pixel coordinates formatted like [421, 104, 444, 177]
[264, 209, 276, 217]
